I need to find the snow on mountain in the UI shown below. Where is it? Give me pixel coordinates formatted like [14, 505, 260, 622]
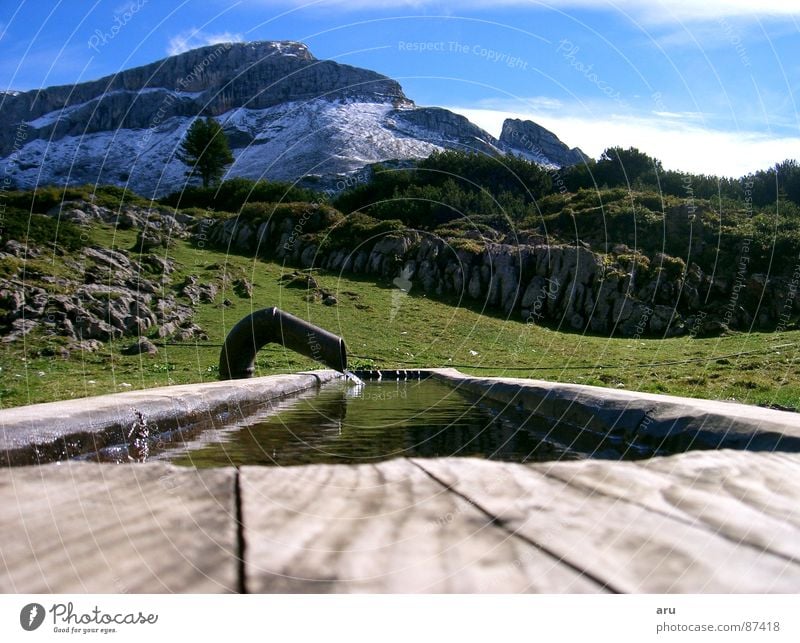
[224, 100, 442, 181]
[0, 41, 582, 197]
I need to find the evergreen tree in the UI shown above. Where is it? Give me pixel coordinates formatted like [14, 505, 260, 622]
[596, 147, 662, 187]
[178, 117, 234, 188]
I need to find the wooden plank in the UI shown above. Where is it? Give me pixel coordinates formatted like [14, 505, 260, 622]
[415, 456, 800, 593]
[637, 450, 800, 529]
[240, 459, 604, 593]
[539, 450, 800, 564]
[0, 462, 238, 593]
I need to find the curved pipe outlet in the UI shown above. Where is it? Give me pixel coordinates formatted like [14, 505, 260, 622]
[219, 307, 347, 380]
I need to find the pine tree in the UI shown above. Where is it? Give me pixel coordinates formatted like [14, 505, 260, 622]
[178, 116, 234, 188]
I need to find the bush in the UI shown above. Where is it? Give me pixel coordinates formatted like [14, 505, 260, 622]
[4, 185, 149, 214]
[653, 253, 686, 279]
[446, 237, 484, 255]
[333, 151, 552, 227]
[238, 202, 344, 231]
[4, 186, 85, 214]
[160, 177, 316, 211]
[634, 192, 667, 212]
[91, 185, 150, 209]
[1, 208, 86, 251]
[534, 192, 571, 216]
[321, 213, 406, 249]
[617, 252, 651, 277]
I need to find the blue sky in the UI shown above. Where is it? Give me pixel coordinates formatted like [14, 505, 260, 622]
[1, 0, 798, 176]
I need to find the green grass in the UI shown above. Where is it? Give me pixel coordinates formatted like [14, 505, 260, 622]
[3, 220, 800, 410]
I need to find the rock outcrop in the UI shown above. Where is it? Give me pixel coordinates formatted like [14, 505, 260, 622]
[203, 210, 800, 337]
[500, 118, 587, 167]
[0, 203, 208, 352]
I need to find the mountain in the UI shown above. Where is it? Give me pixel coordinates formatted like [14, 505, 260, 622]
[499, 118, 586, 167]
[0, 40, 583, 197]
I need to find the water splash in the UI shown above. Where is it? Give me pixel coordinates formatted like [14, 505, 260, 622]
[344, 370, 365, 386]
[127, 408, 150, 462]
[344, 370, 365, 398]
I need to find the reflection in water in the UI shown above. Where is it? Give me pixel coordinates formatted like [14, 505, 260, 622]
[160, 379, 645, 468]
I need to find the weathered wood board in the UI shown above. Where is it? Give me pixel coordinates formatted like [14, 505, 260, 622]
[2, 451, 799, 593]
[239, 459, 602, 592]
[0, 462, 238, 593]
[415, 451, 800, 592]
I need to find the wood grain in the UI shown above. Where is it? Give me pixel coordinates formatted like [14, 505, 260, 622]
[414, 454, 800, 593]
[0, 462, 238, 593]
[240, 459, 603, 593]
[2, 451, 799, 593]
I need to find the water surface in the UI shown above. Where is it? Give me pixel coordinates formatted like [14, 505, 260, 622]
[157, 379, 640, 467]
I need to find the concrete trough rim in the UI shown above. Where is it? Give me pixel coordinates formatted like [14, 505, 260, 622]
[0, 370, 342, 466]
[1, 368, 799, 466]
[427, 368, 800, 453]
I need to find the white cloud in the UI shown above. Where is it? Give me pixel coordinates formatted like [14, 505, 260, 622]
[266, 0, 800, 22]
[473, 96, 564, 112]
[448, 106, 800, 176]
[167, 29, 244, 56]
[652, 110, 705, 120]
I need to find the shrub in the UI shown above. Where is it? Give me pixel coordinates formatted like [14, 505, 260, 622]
[446, 237, 484, 255]
[159, 177, 316, 211]
[652, 253, 686, 279]
[617, 252, 651, 277]
[1, 208, 86, 251]
[634, 192, 666, 212]
[4, 185, 149, 214]
[322, 213, 406, 249]
[238, 202, 343, 231]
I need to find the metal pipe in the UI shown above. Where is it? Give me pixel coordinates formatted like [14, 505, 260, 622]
[219, 307, 347, 379]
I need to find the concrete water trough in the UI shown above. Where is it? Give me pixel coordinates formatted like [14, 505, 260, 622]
[2, 367, 800, 593]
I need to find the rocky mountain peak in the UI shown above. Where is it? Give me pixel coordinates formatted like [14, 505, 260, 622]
[0, 40, 408, 133]
[500, 118, 586, 167]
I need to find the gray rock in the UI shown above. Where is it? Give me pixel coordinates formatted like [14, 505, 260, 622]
[4, 240, 39, 257]
[234, 224, 255, 251]
[300, 244, 318, 268]
[157, 322, 178, 338]
[136, 227, 170, 251]
[142, 254, 176, 276]
[57, 208, 92, 225]
[69, 339, 104, 353]
[467, 267, 483, 300]
[174, 323, 208, 342]
[1, 318, 38, 343]
[83, 246, 133, 272]
[280, 272, 319, 290]
[122, 337, 158, 355]
[0, 287, 24, 321]
[73, 316, 119, 341]
[390, 107, 499, 156]
[180, 275, 202, 305]
[198, 282, 218, 303]
[649, 305, 675, 334]
[233, 278, 253, 299]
